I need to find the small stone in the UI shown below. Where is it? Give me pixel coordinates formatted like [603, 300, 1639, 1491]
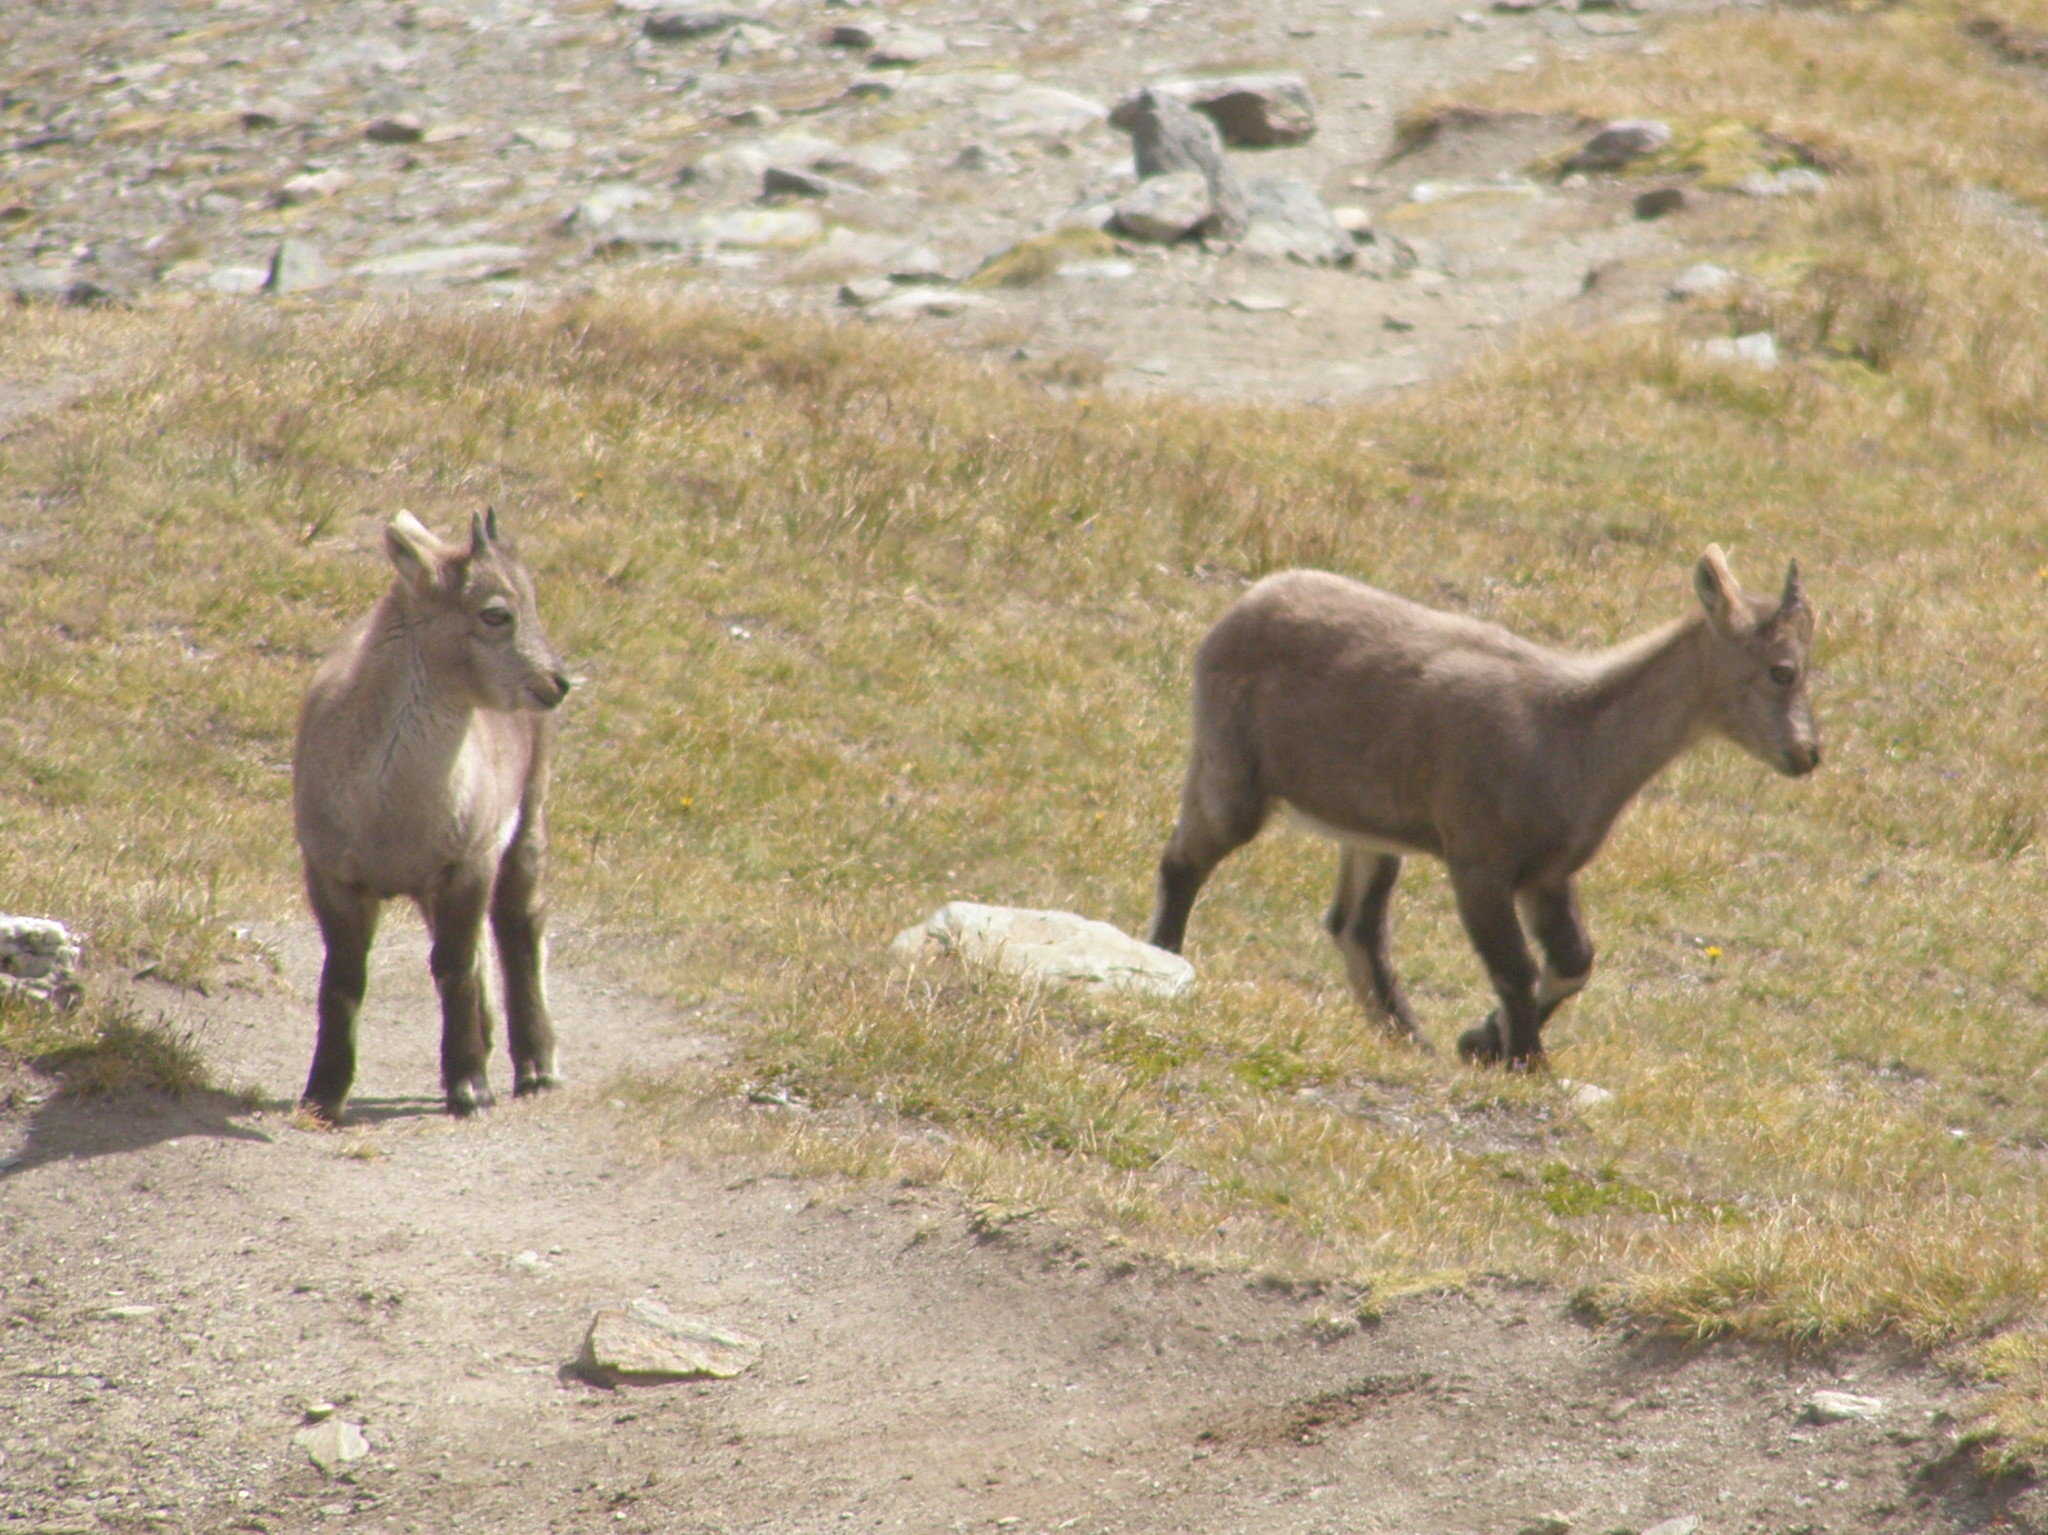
[838, 276, 897, 307]
[1382, 312, 1416, 332]
[1059, 258, 1137, 281]
[1737, 167, 1827, 199]
[975, 85, 1108, 139]
[761, 165, 859, 199]
[865, 289, 994, 319]
[1669, 262, 1735, 301]
[1804, 1390, 1886, 1424]
[275, 168, 354, 205]
[1331, 204, 1374, 239]
[1642, 1518, 1702, 1535]
[303, 1402, 337, 1422]
[513, 124, 575, 152]
[1634, 186, 1687, 219]
[869, 27, 947, 66]
[97, 1304, 160, 1320]
[825, 20, 882, 47]
[294, 1418, 369, 1476]
[0, 915, 84, 1006]
[1226, 292, 1291, 312]
[1517, 1518, 1571, 1535]
[577, 1298, 764, 1384]
[815, 143, 913, 184]
[363, 115, 425, 145]
[507, 1250, 547, 1274]
[690, 207, 822, 248]
[643, 7, 753, 38]
[561, 183, 658, 233]
[1562, 1079, 1615, 1110]
[727, 103, 782, 128]
[719, 22, 783, 60]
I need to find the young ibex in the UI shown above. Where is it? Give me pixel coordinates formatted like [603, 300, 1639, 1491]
[293, 510, 573, 1122]
[1147, 547, 1818, 1067]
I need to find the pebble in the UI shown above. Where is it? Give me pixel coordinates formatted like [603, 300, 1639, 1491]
[1804, 1390, 1886, 1423]
[1668, 262, 1735, 300]
[294, 1418, 369, 1476]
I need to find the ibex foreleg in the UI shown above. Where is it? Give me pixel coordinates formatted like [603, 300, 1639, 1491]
[1450, 866, 1545, 1068]
[302, 873, 381, 1124]
[425, 879, 496, 1117]
[493, 813, 561, 1097]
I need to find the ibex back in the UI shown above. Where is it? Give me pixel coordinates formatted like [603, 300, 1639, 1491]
[293, 509, 573, 1122]
[1146, 546, 1818, 1067]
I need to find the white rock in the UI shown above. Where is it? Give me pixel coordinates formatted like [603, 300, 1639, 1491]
[1110, 171, 1212, 243]
[690, 207, 821, 248]
[578, 1298, 763, 1383]
[890, 903, 1194, 998]
[294, 1418, 369, 1475]
[976, 85, 1108, 139]
[863, 289, 995, 320]
[1561, 1078, 1615, 1110]
[1642, 1517, 1701, 1535]
[1804, 1390, 1886, 1423]
[869, 26, 947, 66]
[1738, 166, 1828, 199]
[561, 182, 659, 233]
[264, 238, 333, 294]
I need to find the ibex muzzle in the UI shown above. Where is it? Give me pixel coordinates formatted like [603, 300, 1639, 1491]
[292, 509, 571, 1122]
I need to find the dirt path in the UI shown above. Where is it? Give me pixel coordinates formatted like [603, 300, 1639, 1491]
[0, 915, 2017, 1535]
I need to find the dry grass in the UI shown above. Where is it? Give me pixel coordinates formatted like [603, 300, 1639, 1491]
[4, 0, 2048, 1469]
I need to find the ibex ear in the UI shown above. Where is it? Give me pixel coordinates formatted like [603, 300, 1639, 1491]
[385, 510, 449, 595]
[1693, 544, 1745, 632]
[469, 508, 497, 555]
[1778, 559, 1806, 616]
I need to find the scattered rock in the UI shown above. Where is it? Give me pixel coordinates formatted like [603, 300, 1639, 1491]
[1117, 74, 1318, 148]
[1804, 1390, 1886, 1424]
[864, 288, 995, 319]
[1642, 1517, 1702, 1535]
[889, 902, 1195, 997]
[576, 1298, 764, 1384]
[761, 164, 861, 199]
[1112, 88, 1245, 238]
[1737, 166, 1828, 198]
[1564, 118, 1671, 173]
[1225, 291, 1291, 312]
[352, 243, 528, 282]
[1696, 331, 1779, 368]
[1668, 262, 1735, 300]
[815, 142, 914, 184]
[1110, 171, 1214, 243]
[207, 265, 270, 296]
[294, 1418, 369, 1476]
[561, 183, 659, 233]
[1239, 175, 1353, 265]
[363, 115, 425, 145]
[690, 206, 823, 248]
[719, 23, 784, 62]
[975, 85, 1109, 139]
[274, 168, 354, 206]
[967, 227, 1118, 287]
[838, 276, 898, 307]
[263, 238, 333, 294]
[0, 915, 83, 1007]
[512, 124, 577, 152]
[643, 7, 754, 39]
[96, 1303, 161, 1320]
[868, 27, 948, 67]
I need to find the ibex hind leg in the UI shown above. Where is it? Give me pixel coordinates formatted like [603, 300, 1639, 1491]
[1326, 848, 1427, 1047]
[302, 871, 381, 1125]
[1146, 751, 1268, 955]
[493, 824, 562, 1097]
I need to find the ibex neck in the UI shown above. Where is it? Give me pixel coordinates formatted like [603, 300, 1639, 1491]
[355, 594, 474, 767]
[1565, 614, 1713, 825]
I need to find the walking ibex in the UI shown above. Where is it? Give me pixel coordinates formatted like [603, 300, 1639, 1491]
[1147, 548, 1818, 1067]
[293, 510, 573, 1122]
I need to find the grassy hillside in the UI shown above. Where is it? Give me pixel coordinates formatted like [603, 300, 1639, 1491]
[4, 0, 2047, 1467]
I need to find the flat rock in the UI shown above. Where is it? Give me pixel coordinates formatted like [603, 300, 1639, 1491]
[562, 183, 660, 233]
[1643, 1518, 1702, 1535]
[1738, 167, 1828, 198]
[643, 7, 754, 39]
[889, 902, 1195, 997]
[864, 288, 995, 319]
[1803, 1390, 1886, 1424]
[869, 27, 947, 67]
[577, 1298, 764, 1384]
[294, 1418, 369, 1476]
[353, 243, 527, 282]
[691, 207, 822, 248]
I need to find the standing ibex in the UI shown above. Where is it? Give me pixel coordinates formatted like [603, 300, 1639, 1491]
[293, 510, 573, 1122]
[1147, 547, 1818, 1067]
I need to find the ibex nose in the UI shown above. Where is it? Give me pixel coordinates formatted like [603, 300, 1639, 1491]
[1785, 741, 1821, 776]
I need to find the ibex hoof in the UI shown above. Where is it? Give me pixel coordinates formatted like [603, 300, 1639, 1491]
[446, 1080, 495, 1117]
[298, 1097, 346, 1130]
[1456, 1015, 1504, 1065]
[513, 1070, 564, 1098]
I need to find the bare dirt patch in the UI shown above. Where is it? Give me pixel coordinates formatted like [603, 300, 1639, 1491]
[0, 920, 2027, 1534]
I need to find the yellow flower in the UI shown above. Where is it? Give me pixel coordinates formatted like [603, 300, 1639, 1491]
[1704, 944, 1723, 960]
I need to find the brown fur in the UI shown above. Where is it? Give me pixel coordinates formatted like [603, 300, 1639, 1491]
[293, 510, 572, 1121]
[1146, 547, 1819, 1067]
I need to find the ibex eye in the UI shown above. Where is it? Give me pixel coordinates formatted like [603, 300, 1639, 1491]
[480, 606, 514, 628]
[1768, 662, 1797, 686]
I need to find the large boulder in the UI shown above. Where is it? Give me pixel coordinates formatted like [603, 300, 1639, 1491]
[1239, 176, 1353, 266]
[890, 903, 1194, 998]
[1113, 74, 1317, 148]
[1110, 88, 1246, 239]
